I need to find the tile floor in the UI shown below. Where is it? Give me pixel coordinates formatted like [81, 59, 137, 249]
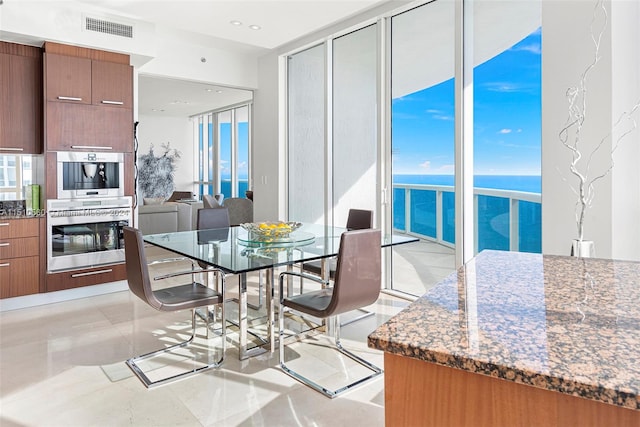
[0, 239, 455, 426]
[0, 276, 412, 427]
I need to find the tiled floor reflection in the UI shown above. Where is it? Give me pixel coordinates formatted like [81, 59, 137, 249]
[0, 281, 411, 426]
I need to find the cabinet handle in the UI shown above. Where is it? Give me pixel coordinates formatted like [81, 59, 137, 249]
[0, 242, 9, 247]
[71, 269, 113, 278]
[0, 263, 9, 268]
[57, 96, 83, 101]
[70, 145, 113, 150]
[0, 147, 24, 152]
[0, 223, 9, 227]
[101, 100, 124, 105]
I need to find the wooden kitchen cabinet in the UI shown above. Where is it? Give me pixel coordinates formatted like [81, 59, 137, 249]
[92, 60, 133, 109]
[45, 102, 132, 152]
[44, 53, 91, 104]
[0, 42, 43, 154]
[46, 263, 126, 292]
[0, 217, 41, 298]
[43, 42, 133, 153]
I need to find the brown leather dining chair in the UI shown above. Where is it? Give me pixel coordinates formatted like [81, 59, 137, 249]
[299, 208, 374, 326]
[123, 226, 226, 388]
[301, 208, 373, 278]
[278, 228, 382, 398]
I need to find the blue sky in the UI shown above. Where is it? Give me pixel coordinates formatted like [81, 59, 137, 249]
[392, 28, 542, 176]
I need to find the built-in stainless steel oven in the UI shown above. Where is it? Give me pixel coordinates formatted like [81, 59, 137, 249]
[46, 197, 132, 272]
[57, 151, 125, 199]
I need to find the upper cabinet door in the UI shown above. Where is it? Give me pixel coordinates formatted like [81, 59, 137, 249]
[91, 60, 133, 109]
[45, 53, 91, 104]
[0, 50, 43, 154]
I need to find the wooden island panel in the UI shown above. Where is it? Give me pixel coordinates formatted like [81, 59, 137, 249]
[384, 352, 639, 427]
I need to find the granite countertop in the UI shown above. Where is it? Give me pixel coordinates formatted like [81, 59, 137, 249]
[368, 250, 640, 411]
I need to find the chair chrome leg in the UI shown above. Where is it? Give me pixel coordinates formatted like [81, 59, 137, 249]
[126, 305, 226, 389]
[278, 311, 383, 398]
[339, 307, 375, 327]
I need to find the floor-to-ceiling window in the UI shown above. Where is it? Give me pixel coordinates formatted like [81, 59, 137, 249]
[195, 103, 252, 199]
[473, 2, 541, 255]
[235, 105, 250, 198]
[284, 0, 542, 297]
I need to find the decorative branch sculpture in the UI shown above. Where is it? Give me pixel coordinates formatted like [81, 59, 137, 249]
[559, 0, 640, 243]
[138, 142, 182, 199]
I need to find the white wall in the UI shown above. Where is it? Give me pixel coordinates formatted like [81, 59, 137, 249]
[252, 53, 282, 221]
[136, 114, 195, 203]
[542, 0, 640, 261]
[611, 0, 640, 260]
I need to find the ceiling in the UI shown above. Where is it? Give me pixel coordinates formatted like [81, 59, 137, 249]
[72, 0, 391, 117]
[77, 0, 389, 50]
[137, 75, 253, 117]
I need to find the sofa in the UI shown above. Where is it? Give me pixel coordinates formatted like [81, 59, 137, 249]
[137, 200, 203, 234]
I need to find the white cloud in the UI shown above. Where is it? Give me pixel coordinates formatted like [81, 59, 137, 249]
[424, 108, 453, 121]
[499, 128, 512, 134]
[510, 43, 541, 55]
[419, 161, 454, 174]
[484, 82, 521, 92]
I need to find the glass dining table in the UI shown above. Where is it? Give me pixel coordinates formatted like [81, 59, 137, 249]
[143, 222, 418, 359]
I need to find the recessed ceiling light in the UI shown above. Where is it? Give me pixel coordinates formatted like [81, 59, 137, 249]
[230, 20, 242, 26]
[216, 90, 223, 94]
[206, 89, 213, 92]
[248, 25, 261, 30]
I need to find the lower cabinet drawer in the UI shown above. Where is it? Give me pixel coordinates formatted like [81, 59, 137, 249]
[0, 218, 39, 239]
[46, 263, 126, 292]
[0, 256, 40, 298]
[0, 236, 39, 259]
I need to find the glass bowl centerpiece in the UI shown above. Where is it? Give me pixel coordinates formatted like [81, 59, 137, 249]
[240, 221, 302, 240]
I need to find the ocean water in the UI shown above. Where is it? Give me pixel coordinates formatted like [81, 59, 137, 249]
[393, 174, 542, 253]
[220, 180, 248, 198]
[213, 175, 542, 253]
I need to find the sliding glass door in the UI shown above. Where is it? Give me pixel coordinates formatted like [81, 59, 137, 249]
[284, 0, 541, 297]
[389, 1, 457, 296]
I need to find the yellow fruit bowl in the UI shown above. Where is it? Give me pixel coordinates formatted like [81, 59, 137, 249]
[240, 221, 302, 239]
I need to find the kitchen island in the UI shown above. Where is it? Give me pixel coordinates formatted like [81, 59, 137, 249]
[368, 250, 640, 426]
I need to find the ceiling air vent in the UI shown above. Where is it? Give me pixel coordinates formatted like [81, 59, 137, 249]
[85, 16, 133, 38]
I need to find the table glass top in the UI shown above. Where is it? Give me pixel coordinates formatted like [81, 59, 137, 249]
[143, 223, 417, 274]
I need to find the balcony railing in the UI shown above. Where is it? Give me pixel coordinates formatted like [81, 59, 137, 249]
[393, 184, 542, 254]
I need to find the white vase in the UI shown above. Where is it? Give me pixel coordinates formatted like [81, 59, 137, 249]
[571, 239, 595, 258]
